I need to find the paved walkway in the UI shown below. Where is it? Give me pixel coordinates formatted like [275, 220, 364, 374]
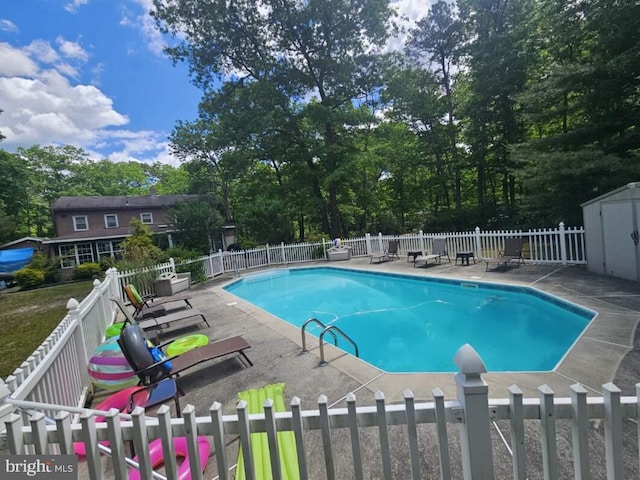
[104, 257, 640, 479]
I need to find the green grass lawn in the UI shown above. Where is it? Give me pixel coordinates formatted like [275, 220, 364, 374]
[0, 281, 94, 380]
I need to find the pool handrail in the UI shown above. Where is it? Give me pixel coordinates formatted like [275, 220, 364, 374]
[318, 325, 359, 366]
[300, 318, 338, 353]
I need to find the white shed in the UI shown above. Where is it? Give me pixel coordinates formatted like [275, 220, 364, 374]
[581, 182, 640, 281]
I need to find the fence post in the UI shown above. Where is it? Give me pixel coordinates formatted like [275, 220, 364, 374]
[67, 298, 91, 387]
[365, 233, 372, 256]
[474, 227, 482, 259]
[169, 257, 176, 273]
[105, 268, 120, 303]
[558, 222, 567, 265]
[322, 239, 327, 260]
[0, 379, 13, 435]
[281, 242, 286, 264]
[377, 233, 384, 253]
[266, 244, 271, 265]
[454, 344, 494, 479]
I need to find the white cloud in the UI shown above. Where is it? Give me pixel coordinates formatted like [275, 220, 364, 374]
[90, 62, 104, 86]
[0, 42, 128, 149]
[121, 0, 165, 56]
[0, 19, 18, 33]
[56, 36, 89, 62]
[25, 40, 59, 63]
[0, 42, 39, 76]
[387, 0, 434, 52]
[55, 62, 80, 79]
[64, 0, 90, 14]
[97, 129, 178, 166]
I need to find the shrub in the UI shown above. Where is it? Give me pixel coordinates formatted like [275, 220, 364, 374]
[75, 263, 102, 280]
[15, 267, 45, 290]
[26, 252, 60, 284]
[99, 256, 118, 271]
[165, 247, 201, 262]
[176, 261, 207, 284]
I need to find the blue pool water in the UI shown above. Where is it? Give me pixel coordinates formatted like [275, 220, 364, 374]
[224, 267, 595, 372]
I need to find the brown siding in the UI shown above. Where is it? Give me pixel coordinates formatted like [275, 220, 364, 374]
[53, 207, 174, 237]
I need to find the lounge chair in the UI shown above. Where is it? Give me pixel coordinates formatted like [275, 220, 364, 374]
[125, 284, 192, 319]
[484, 237, 525, 271]
[386, 240, 400, 260]
[111, 297, 209, 340]
[414, 238, 450, 267]
[370, 239, 400, 264]
[117, 323, 252, 387]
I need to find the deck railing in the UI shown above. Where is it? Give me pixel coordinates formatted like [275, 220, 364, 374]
[2, 345, 638, 479]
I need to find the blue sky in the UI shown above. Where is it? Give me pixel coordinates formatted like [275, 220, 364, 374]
[0, 0, 428, 165]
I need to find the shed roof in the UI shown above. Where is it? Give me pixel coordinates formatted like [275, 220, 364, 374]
[51, 194, 203, 211]
[580, 182, 640, 208]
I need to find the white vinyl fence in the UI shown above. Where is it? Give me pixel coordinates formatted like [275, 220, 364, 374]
[0, 269, 121, 435]
[2, 345, 638, 480]
[0, 223, 587, 426]
[0, 224, 587, 463]
[176, 222, 586, 284]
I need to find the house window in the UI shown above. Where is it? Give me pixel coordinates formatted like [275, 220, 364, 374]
[104, 214, 119, 229]
[140, 212, 153, 224]
[58, 243, 95, 268]
[97, 241, 123, 260]
[73, 216, 88, 231]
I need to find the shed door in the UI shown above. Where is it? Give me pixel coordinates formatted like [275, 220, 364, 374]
[602, 201, 637, 281]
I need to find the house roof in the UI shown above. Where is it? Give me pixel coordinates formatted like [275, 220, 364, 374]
[51, 194, 203, 211]
[0, 237, 45, 249]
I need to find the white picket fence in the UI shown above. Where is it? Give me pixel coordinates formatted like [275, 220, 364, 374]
[2, 345, 638, 480]
[176, 222, 585, 281]
[0, 224, 590, 473]
[0, 224, 586, 426]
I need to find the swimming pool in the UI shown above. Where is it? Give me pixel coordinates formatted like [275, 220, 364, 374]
[224, 267, 596, 372]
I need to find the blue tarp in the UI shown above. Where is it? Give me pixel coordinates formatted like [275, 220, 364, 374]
[0, 248, 36, 274]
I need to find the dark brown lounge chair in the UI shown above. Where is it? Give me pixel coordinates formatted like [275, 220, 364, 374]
[484, 237, 525, 271]
[117, 324, 252, 388]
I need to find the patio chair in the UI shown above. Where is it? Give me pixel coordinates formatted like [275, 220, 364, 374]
[125, 284, 192, 319]
[111, 297, 209, 340]
[386, 240, 400, 260]
[117, 323, 252, 388]
[370, 239, 400, 264]
[414, 238, 450, 267]
[484, 237, 525, 271]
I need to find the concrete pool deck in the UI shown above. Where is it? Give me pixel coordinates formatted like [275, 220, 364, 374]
[106, 257, 640, 478]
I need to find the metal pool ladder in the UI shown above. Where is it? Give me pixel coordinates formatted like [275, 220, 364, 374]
[300, 317, 360, 367]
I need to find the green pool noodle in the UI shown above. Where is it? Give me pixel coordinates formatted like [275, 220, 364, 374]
[236, 383, 300, 480]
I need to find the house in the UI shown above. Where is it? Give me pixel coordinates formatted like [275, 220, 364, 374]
[43, 191, 202, 269]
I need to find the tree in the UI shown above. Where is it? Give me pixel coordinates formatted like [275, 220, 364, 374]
[121, 219, 164, 264]
[407, 0, 465, 225]
[169, 200, 224, 254]
[0, 149, 32, 237]
[456, 0, 535, 225]
[0, 109, 5, 143]
[153, 0, 396, 238]
[0, 199, 15, 243]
